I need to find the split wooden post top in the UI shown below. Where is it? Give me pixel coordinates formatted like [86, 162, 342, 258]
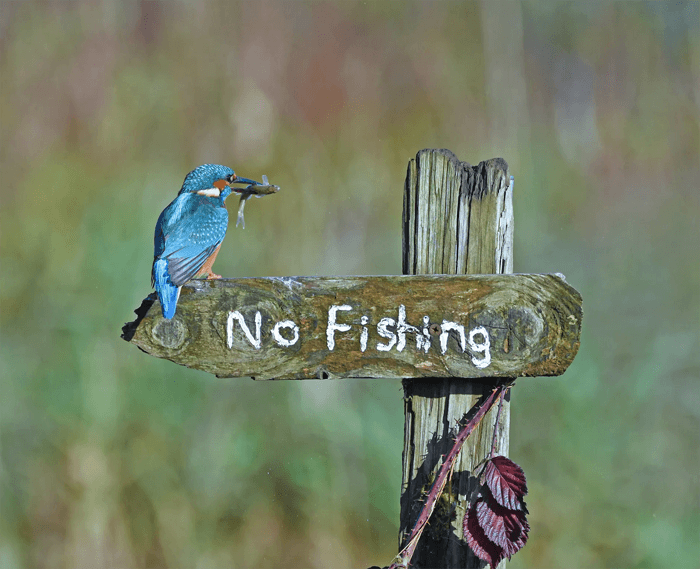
[122, 149, 583, 568]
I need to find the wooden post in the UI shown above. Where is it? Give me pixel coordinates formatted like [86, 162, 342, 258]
[400, 149, 514, 567]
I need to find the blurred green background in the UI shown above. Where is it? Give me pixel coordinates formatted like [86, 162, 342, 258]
[1, 2, 698, 568]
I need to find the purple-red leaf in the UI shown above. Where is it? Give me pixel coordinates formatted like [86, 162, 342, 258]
[484, 455, 528, 510]
[476, 498, 529, 558]
[465, 456, 530, 565]
[463, 498, 505, 568]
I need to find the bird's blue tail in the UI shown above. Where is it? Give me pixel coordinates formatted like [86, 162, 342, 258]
[153, 259, 180, 319]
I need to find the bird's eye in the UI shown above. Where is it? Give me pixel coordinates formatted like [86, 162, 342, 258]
[227, 174, 236, 183]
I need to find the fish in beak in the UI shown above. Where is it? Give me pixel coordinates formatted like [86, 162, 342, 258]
[232, 175, 280, 229]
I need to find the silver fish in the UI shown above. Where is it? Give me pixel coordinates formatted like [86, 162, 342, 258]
[235, 175, 280, 228]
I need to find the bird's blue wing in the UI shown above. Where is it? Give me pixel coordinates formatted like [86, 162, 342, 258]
[153, 193, 229, 287]
[166, 244, 220, 286]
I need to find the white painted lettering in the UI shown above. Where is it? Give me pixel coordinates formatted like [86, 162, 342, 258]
[440, 321, 466, 354]
[227, 304, 493, 365]
[396, 304, 419, 352]
[272, 320, 299, 347]
[227, 310, 262, 350]
[468, 326, 491, 368]
[327, 305, 352, 350]
[377, 317, 397, 351]
[416, 315, 431, 353]
[360, 315, 369, 353]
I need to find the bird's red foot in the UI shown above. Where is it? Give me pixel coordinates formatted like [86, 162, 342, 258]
[205, 271, 222, 280]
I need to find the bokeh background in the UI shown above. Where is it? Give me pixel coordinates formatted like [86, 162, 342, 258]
[1, 2, 698, 568]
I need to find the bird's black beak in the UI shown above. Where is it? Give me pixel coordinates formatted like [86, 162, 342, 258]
[230, 176, 260, 186]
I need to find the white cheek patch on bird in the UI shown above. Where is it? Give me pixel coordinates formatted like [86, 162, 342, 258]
[235, 175, 280, 229]
[197, 188, 222, 198]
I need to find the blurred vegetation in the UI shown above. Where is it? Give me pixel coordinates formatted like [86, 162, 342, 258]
[1, 1, 698, 568]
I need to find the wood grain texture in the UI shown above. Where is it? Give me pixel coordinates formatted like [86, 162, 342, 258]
[123, 274, 581, 381]
[400, 149, 519, 567]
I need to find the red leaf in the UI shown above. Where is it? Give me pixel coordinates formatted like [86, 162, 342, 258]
[463, 498, 505, 567]
[476, 497, 530, 559]
[484, 455, 528, 510]
[466, 457, 531, 564]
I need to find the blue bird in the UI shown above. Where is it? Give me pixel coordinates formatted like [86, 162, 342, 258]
[152, 164, 267, 319]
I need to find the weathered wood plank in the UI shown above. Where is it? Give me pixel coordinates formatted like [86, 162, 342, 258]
[123, 274, 581, 380]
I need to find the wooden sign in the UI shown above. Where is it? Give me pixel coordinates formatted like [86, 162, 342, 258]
[123, 273, 582, 380]
[122, 150, 586, 567]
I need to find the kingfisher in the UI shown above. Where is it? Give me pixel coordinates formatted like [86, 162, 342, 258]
[152, 164, 276, 320]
